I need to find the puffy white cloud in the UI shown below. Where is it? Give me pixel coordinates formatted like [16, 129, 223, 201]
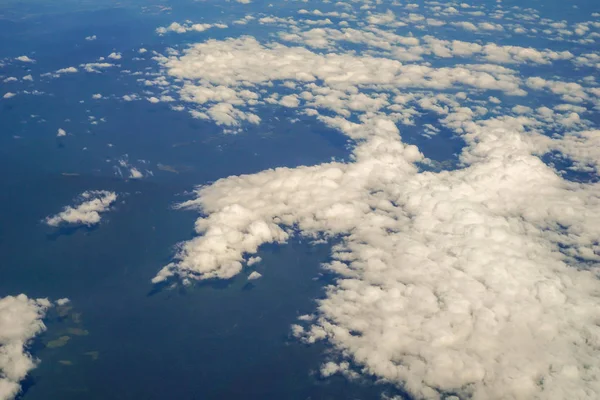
[156, 22, 227, 35]
[55, 298, 70, 306]
[149, 8, 600, 400]
[129, 167, 143, 179]
[22, 75, 33, 82]
[56, 128, 67, 137]
[92, 93, 102, 99]
[247, 271, 262, 280]
[15, 55, 34, 63]
[247, 256, 261, 266]
[85, 35, 97, 41]
[107, 52, 122, 60]
[80, 63, 115, 73]
[2, 93, 15, 99]
[0, 294, 51, 400]
[55, 66, 78, 74]
[45, 191, 117, 227]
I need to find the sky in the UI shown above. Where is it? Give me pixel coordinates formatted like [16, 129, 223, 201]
[1, 0, 600, 399]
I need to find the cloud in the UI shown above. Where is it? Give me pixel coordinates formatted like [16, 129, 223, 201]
[247, 271, 262, 280]
[2, 93, 15, 99]
[85, 35, 97, 41]
[107, 52, 122, 60]
[45, 190, 117, 227]
[129, 168, 143, 179]
[55, 67, 78, 75]
[149, 6, 600, 399]
[80, 63, 115, 73]
[22, 75, 33, 82]
[56, 128, 67, 137]
[156, 22, 228, 35]
[15, 56, 34, 63]
[55, 298, 70, 306]
[0, 294, 51, 400]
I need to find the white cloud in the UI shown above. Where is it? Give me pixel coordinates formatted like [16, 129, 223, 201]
[138, 48, 148, 54]
[80, 63, 115, 73]
[107, 52, 122, 60]
[156, 22, 227, 35]
[129, 167, 143, 179]
[55, 67, 78, 74]
[149, 8, 600, 400]
[55, 298, 70, 306]
[236, 0, 252, 3]
[22, 75, 33, 82]
[45, 190, 117, 227]
[85, 35, 97, 41]
[56, 128, 67, 137]
[92, 93, 102, 99]
[0, 294, 51, 400]
[2, 93, 15, 99]
[15, 55, 34, 63]
[247, 256, 261, 266]
[247, 271, 262, 280]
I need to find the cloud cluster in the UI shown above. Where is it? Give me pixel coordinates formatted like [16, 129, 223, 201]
[139, 0, 600, 397]
[150, 9, 600, 395]
[0, 295, 51, 400]
[45, 190, 117, 227]
[156, 21, 227, 35]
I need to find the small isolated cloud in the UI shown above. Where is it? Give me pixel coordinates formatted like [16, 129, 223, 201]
[80, 63, 115, 73]
[3, 92, 16, 99]
[55, 67, 78, 75]
[129, 167, 143, 179]
[0, 294, 52, 400]
[92, 93, 102, 99]
[156, 22, 227, 35]
[56, 128, 67, 137]
[22, 75, 33, 82]
[236, 0, 252, 3]
[247, 256, 261, 266]
[55, 298, 70, 306]
[122, 94, 139, 101]
[15, 55, 35, 63]
[85, 35, 97, 41]
[147, 97, 160, 103]
[107, 52, 122, 60]
[45, 190, 117, 227]
[138, 48, 148, 54]
[247, 271, 262, 280]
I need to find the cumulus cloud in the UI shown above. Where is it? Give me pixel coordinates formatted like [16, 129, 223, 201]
[149, 6, 600, 400]
[45, 190, 117, 227]
[247, 271, 262, 280]
[15, 55, 34, 63]
[55, 67, 78, 75]
[156, 22, 227, 35]
[0, 294, 51, 400]
[2, 93, 15, 99]
[107, 52, 122, 60]
[56, 128, 67, 137]
[129, 167, 143, 179]
[85, 35, 97, 41]
[80, 63, 115, 73]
